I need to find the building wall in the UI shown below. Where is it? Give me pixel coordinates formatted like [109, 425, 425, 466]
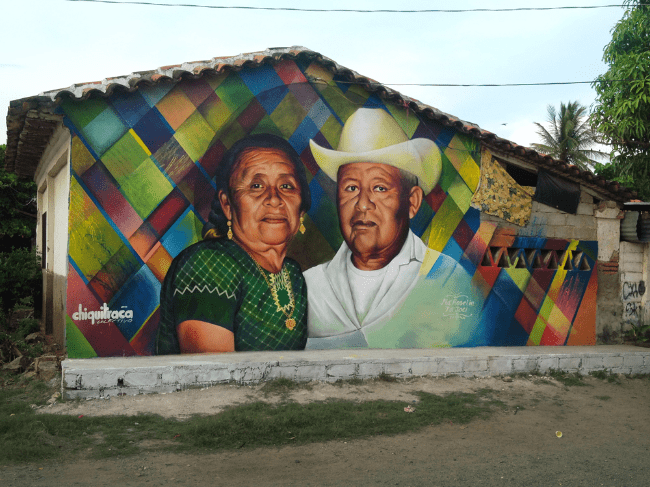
[56, 60, 599, 357]
[36, 183, 49, 334]
[481, 191, 597, 240]
[593, 203, 626, 341]
[619, 241, 649, 333]
[34, 127, 70, 347]
[477, 185, 598, 346]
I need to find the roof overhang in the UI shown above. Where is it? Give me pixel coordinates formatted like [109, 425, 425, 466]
[5, 96, 63, 178]
[3, 46, 636, 201]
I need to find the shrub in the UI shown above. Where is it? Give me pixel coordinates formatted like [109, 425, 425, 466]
[0, 248, 41, 329]
[15, 318, 40, 339]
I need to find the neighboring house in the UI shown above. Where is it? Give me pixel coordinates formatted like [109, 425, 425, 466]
[4, 46, 645, 357]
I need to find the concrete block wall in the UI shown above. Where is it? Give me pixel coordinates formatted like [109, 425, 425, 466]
[479, 192, 631, 342]
[61, 347, 650, 399]
[480, 191, 598, 241]
[619, 241, 648, 330]
[595, 206, 649, 339]
[597, 268, 622, 340]
[595, 201, 626, 340]
[596, 202, 623, 262]
[529, 193, 597, 240]
[646, 243, 650, 327]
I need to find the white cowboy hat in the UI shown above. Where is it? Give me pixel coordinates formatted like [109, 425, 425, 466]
[309, 108, 442, 194]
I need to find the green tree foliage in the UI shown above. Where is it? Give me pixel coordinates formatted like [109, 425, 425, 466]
[592, 161, 644, 201]
[0, 145, 37, 238]
[0, 145, 41, 327]
[531, 101, 607, 170]
[0, 247, 41, 324]
[592, 0, 650, 201]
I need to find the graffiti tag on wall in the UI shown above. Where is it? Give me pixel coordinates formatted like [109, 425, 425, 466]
[622, 281, 646, 301]
[622, 281, 645, 324]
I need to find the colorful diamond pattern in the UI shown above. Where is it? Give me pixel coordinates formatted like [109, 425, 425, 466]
[63, 59, 598, 357]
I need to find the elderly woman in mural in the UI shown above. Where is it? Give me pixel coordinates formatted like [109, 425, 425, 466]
[156, 134, 311, 354]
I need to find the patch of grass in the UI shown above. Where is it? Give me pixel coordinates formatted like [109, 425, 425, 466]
[511, 370, 542, 380]
[626, 373, 650, 380]
[1, 317, 44, 361]
[30, 380, 50, 394]
[476, 388, 494, 397]
[532, 375, 558, 386]
[548, 369, 587, 387]
[589, 370, 608, 380]
[333, 377, 365, 387]
[260, 377, 300, 392]
[0, 382, 501, 464]
[595, 395, 612, 401]
[464, 388, 506, 408]
[0, 393, 176, 463]
[0, 374, 53, 406]
[377, 373, 398, 383]
[259, 378, 310, 397]
[180, 391, 495, 451]
[589, 370, 621, 384]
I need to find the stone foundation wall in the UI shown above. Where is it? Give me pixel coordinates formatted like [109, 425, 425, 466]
[61, 348, 650, 399]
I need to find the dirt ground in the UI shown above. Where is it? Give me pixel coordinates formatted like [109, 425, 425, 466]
[2, 374, 650, 486]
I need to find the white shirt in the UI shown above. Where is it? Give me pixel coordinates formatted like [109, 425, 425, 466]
[347, 259, 388, 323]
[303, 229, 426, 348]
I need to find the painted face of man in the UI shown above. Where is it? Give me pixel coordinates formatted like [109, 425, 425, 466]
[336, 162, 422, 270]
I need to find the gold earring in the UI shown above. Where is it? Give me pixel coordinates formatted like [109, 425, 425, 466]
[299, 215, 306, 235]
[227, 220, 233, 240]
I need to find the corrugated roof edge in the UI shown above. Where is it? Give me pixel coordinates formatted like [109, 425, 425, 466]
[4, 46, 636, 201]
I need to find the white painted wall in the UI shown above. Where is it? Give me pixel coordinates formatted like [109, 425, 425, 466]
[33, 125, 71, 345]
[51, 160, 70, 276]
[37, 183, 48, 269]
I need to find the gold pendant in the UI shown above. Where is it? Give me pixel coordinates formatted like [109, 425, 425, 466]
[285, 318, 296, 330]
[270, 268, 295, 313]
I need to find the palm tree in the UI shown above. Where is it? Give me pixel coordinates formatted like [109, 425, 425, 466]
[531, 101, 608, 170]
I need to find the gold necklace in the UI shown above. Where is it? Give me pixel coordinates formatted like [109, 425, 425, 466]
[242, 248, 297, 331]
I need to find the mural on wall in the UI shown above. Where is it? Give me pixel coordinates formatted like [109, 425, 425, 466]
[62, 58, 598, 357]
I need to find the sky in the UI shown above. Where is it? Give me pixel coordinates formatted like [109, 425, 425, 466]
[1, 0, 628, 153]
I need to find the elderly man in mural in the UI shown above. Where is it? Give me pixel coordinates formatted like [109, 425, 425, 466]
[156, 134, 311, 354]
[305, 108, 483, 349]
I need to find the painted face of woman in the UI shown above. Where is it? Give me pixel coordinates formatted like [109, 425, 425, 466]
[220, 148, 303, 249]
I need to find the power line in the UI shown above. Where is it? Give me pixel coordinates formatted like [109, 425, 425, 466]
[65, 0, 640, 13]
[363, 81, 596, 87]
[312, 77, 645, 88]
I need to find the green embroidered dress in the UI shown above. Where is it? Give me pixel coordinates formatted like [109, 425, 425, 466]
[156, 239, 307, 354]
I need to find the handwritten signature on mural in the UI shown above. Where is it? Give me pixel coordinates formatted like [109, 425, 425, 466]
[442, 295, 476, 320]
